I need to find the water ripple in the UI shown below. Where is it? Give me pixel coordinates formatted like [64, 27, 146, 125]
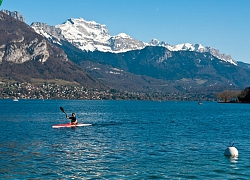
[1, 100, 250, 179]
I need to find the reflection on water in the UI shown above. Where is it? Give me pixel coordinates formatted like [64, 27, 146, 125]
[228, 157, 238, 163]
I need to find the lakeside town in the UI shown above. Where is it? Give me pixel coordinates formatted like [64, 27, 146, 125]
[0, 82, 216, 101]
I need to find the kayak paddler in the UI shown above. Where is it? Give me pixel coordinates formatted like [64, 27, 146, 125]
[66, 113, 78, 125]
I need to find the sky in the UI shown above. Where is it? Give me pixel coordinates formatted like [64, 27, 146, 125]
[1, 0, 250, 63]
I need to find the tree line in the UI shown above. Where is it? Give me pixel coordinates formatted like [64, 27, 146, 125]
[216, 87, 250, 103]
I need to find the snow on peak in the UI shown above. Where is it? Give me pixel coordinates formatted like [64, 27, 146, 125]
[149, 38, 160, 45]
[57, 18, 110, 40]
[115, 33, 131, 39]
[148, 38, 170, 47]
[194, 44, 205, 51]
[169, 43, 200, 51]
[54, 18, 111, 51]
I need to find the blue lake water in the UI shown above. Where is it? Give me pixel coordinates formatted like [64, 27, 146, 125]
[1, 100, 250, 179]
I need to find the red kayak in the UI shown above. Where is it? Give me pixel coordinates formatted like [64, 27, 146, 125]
[52, 123, 92, 128]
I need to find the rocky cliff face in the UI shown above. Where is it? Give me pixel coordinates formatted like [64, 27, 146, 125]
[0, 11, 103, 88]
[0, 10, 68, 64]
[3, 38, 50, 64]
[1, 10, 26, 23]
[30, 22, 64, 45]
[0, 12, 60, 64]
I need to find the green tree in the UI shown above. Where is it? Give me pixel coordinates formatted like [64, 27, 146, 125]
[238, 87, 250, 102]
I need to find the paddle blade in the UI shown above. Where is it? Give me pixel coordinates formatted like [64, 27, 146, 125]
[60, 107, 66, 114]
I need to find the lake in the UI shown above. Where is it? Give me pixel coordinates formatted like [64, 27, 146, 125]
[1, 100, 250, 179]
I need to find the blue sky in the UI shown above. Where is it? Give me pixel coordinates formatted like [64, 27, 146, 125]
[1, 0, 250, 63]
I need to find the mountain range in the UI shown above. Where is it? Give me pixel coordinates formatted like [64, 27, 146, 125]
[31, 17, 235, 65]
[1, 10, 250, 98]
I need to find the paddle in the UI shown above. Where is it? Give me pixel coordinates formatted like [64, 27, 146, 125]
[60, 106, 72, 125]
[60, 106, 67, 116]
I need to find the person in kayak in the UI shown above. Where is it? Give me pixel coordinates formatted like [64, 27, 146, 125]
[66, 113, 78, 125]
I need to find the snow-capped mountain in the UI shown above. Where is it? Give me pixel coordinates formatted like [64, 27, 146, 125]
[148, 39, 235, 65]
[31, 17, 235, 65]
[31, 18, 146, 53]
[108, 33, 145, 52]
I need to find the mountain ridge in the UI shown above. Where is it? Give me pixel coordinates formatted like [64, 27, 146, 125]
[30, 16, 235, 65]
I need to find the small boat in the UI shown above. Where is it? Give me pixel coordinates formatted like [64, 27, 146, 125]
[198, 102, 202, 105]
[52, 123, 92, 128]
[13, 98, 18, 102]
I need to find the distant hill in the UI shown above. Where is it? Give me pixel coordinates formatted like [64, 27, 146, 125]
[61, 42, 250, 92]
